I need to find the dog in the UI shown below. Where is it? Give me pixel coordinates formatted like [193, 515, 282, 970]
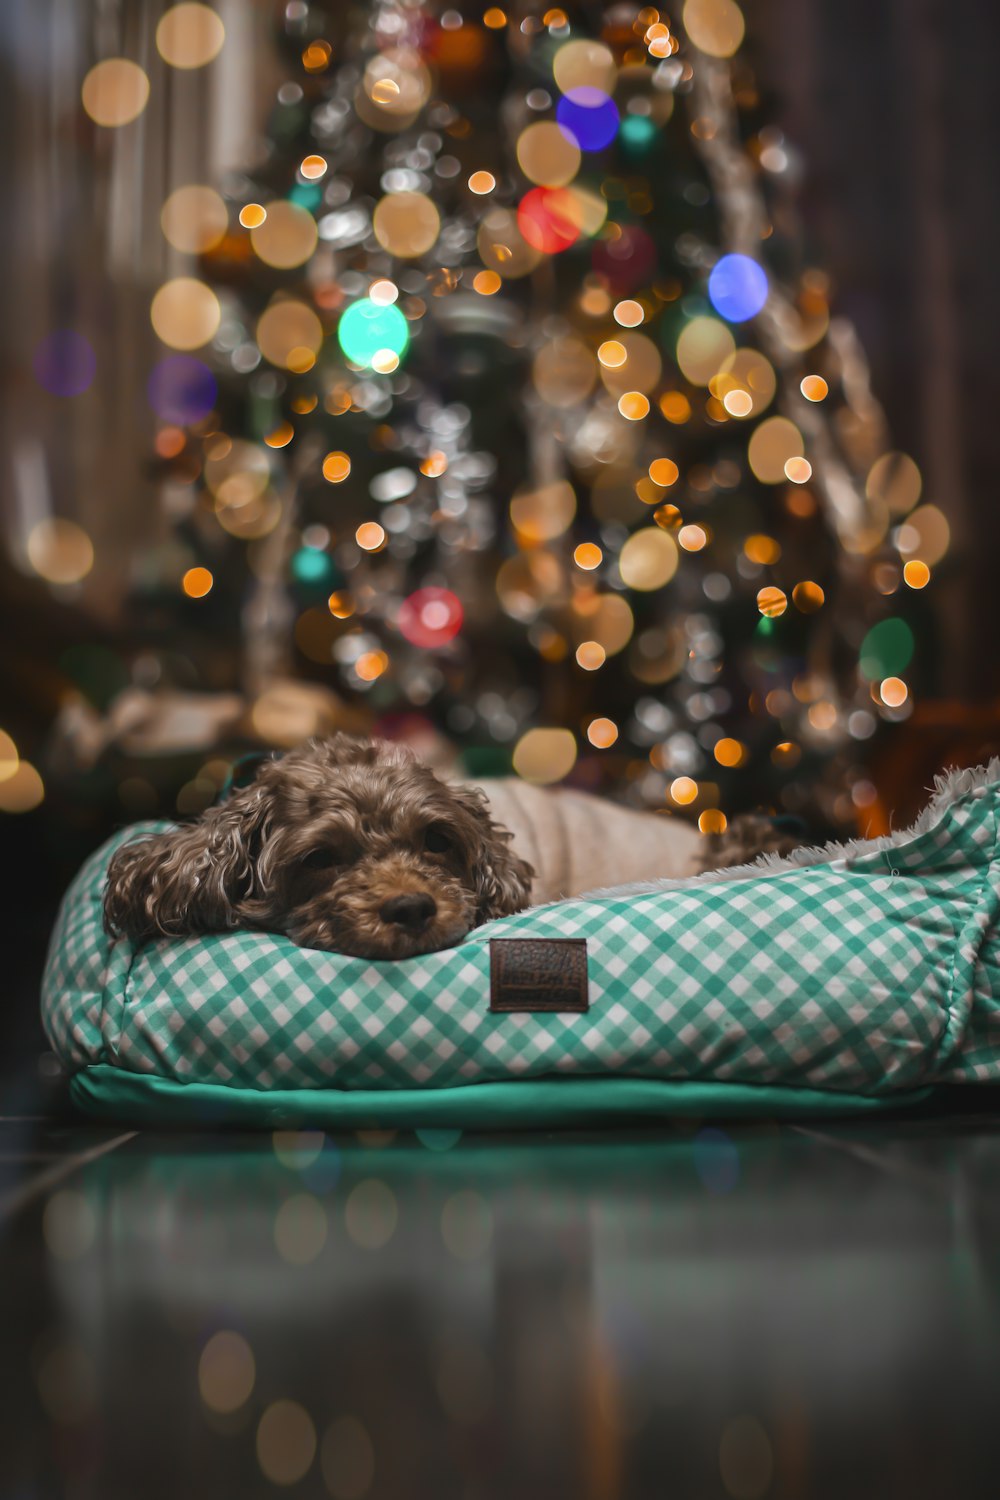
[103, 734, 801, 960]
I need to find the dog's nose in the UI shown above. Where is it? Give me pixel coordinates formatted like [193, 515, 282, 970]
[380, 893, 437, 930]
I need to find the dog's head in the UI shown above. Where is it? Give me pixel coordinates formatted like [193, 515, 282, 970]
[102, 735, 534, 959]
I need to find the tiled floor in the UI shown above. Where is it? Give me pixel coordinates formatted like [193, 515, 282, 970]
[3, 1050, 1000, 1497]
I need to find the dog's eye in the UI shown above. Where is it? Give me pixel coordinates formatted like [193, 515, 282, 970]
[301, 848, 337, 871]
[424, 825, 453, 854]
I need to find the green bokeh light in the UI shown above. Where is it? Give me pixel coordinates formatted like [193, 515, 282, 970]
[859, 617, 914, 680]
[619, 115, 658, 150]
[291, 547, 334, 586]
[337, 299, 409, 369]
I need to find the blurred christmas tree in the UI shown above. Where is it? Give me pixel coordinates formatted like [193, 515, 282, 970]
[140, 0, 929, 834]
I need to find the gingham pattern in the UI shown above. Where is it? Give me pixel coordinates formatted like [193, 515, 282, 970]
[41, 782, 1000, 1098]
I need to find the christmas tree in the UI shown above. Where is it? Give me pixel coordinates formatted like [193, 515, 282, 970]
[135, 0, 930, 837]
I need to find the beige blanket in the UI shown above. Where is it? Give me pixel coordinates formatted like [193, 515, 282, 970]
[477, 779, 703, 906]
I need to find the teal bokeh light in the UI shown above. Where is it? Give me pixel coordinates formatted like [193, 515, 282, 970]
[291, 547, 334, 586]
[859, 617, 914, 680]
[619, 115, 658, 150]
[337, 299, 409, 369]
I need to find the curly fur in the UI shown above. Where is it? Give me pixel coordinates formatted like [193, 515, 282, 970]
[103, 735, 535, 959]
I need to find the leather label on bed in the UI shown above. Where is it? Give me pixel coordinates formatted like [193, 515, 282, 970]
[489, 938, 589, 1013]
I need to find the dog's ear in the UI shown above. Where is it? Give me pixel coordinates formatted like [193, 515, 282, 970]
[447, 784, 534, 922]
[102, 784, 273, 946]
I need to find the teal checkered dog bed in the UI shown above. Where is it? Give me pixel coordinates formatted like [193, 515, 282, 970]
[42, 763, 1000, 1127]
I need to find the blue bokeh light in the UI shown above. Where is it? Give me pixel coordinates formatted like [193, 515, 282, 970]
[556, 87, 620, 152]
[147, 355, 217, 425]
[708, 254, 769, 322]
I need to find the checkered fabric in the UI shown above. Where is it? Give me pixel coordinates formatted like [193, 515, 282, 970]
[41, 776, 1000, 1099]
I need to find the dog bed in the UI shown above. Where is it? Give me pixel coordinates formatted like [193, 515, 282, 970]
[41, 763, 1000, 1128]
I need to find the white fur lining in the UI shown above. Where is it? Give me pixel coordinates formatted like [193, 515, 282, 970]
[570, 758, 1000, 904]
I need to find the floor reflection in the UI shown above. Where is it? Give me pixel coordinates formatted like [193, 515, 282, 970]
[4, 1120, 1000, 1497]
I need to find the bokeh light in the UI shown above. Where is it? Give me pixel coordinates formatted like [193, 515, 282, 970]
[182, 567, 213, 598]
[160, 185, 227, 253]
[156, 5, 225, 69]
[0, 731, 18, 784]
[619, 528, 679, 590]
[257, 300, 323, 370]
[239, 203, 267, 229]
[866, 451, 922, 516]
[27, 519, 94, 585]
[345, 1180, 398, 1249]
[0, 762, 44, 813]
[321, 1417, 375, 1500]
[338, 299, 409, 368]
[517, 187, 580, 254]
[373, 192, 441, 257]
[199, 1331, 255, 1414]
[683, 0, 746, 58]
[510, 480, 576, 541]
[274, 1193, 327, 1264]
[800, 374, 828, 401]
[757, 586, 787, 618]
[32, 331, 96, 398]
[398, 588, 463, 649]
[256, 1400, 316, 1486]
[516, 122, 581, 187]
[860, 617, 914, 679]
[513, 728, 578, 785]
[477, 206, 542, 277]
[147, 354, 217, 425]
[553, 39, 617, 94]
[250, 201, 318, 268]
[81, 59, 149, 127]
[322, 452, 351, 484]
[748, 416, 804, 483]
[587, 717, 619, 748]
[150, 278, 221, 350]
[708, 254, 768, 322]
[556, 89, 620, 152]
[676, 317, 736, 385]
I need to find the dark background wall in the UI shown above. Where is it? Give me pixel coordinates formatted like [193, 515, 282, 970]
[758, 0, 998, 700]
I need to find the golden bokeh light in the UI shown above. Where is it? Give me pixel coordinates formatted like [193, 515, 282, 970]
[182, 566, 213, 598]
[516, 122, 581, 187]
[369, 279, 399, 306]
[322, 452, 351, 484]
[654, 503, 682, 532]
[553, 38, 617, 93]
[575, 640, 606, 671]
[478, 207, 542, 278]
[713, 737, 745, 767]
[660, 391, 692, 424]
[587, 717, 619, 749]
[328, 592, 355, 619]
[0, 761, 44, 813]
[160, 185, 227, 254]
[300, 154, 328, 180]
[473, 270, 502, 295]
[618, 391, 650, 421]
[677, 524, 708, 551]
[866, 451, 922, 516]
[81, 59, 150, 127]
[670, 776, 699, 805]
[0, 731, 18, 785]
[792, 580, 825, 612]
[744, 534, 781, 565]
[239, 203, 267, 229]
[683, 0, 746, 57]
[533, 337, 596, 406]
[574, 542, 603, 570]
[903, 559, 931, 589]
[302, 41, 332, 72]
[723, 389, 753, 417]
[614, 300, 644, 327]
[513, 728, 578, 785]
[468, 171, 496, 195]
[484, 7, 507, 25]
[373, 192, 441, 258]
[256, 300, 323, 369]
[649, 458, 680, 487]
[421, 451, 448, 478]
[784, 456, 813, 484]
[360, 49, 431, 131]
[156, 5, 225, 69]
[800, 374, 829, 402]
[718, 347, 776, 416]
[880, 677, 909, 708]
[199, 1332, 255, 1415]
[699, 808, 728, 834]
[748, 416, 804, 484]
[27, 519, 94, 585]
[896, 504, 950, 566]
[619, 528, 679, 589]
[150, 277, 220, 350]
[772, 741, 801, 767]
[256, 1401, 316, 1487]
[355, 651, 389, 682]
[250, 201, 318, 269]
[264, 422, 294, 449]
[510, 480, 577, 542]
[572, 592, 635, 655]
[676, 317, 736, 386]
[601, 334, 662, 397]
[598, 341, 627, 368]
[757, 585, 788, 617]
[356, 523, 386, 552]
